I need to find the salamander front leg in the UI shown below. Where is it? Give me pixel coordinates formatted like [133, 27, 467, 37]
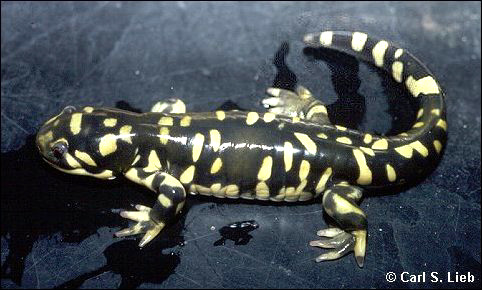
[116, 168, 186, 247]
[311, 182, 367, 267]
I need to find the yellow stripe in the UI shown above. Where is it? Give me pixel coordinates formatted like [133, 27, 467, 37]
[257, 156, 273, 181]
[283, 141, 293, 172]
[294, 132, 317, 155]
[336, 137, 352, 145]
[299, 160, 310, 181]
[192, 133, 205, 162]
[210, 157, 223, 174]
[385, 164, 397, 182]
[209, 129, 221, 152]
[180, 165, 195, 184]
[353, 149, 372, 185]
[74, 150, 97, 166]
[351, 32, 368, 52]
[372, 40, 389, 67]
[319, 31, 333, 46]
[70, 113, 83, 135]
[315, 167, 332, 194]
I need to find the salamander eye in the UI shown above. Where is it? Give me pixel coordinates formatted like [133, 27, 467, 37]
[51, 142, 68, 160]
[62, 106, 76, 114]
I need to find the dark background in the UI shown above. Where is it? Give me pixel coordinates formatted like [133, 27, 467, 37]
[1, 2, 480, 288]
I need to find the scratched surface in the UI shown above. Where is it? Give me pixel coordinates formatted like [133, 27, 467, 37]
[1, 1, 481, 288]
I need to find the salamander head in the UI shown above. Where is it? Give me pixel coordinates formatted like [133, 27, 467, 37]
[36, 106, 121, 180]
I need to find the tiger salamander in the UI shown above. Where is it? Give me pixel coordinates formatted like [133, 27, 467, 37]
[36, 31, 447, 267]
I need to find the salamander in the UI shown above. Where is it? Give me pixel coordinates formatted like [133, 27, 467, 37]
[36, 31, 447, 267]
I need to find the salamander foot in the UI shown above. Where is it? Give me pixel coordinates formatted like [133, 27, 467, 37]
[115, 204, 165, 247]
[310, 227, 366, 267]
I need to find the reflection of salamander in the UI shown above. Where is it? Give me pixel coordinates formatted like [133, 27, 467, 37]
[36, 31, 447, 267]
[213, 220, 260, 246]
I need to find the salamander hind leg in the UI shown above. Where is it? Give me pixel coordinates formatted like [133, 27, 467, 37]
[262, 86, 330, 125]
[311, 182, 367, 267]
[116, 169, 186, 247]
[151, 98, 186, 113]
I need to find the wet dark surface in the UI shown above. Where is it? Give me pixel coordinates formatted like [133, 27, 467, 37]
[1, 2, 481, 288]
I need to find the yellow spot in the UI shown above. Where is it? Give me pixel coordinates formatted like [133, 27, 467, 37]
[306, 105, 327, 119]
[413, 122, 424, 128]
[392, 61, 404, 83]
[319, 31, 333, 46]
[180, 116, 191, 127]
[317, 133, 328, 139]
[398, 132, 409, 137]
[353, 149, 372, 185]
[431, 109, 441, 116]
[171, 99, 186, 113]
[359, 146, 375, 156]
[246, 112, 259, 125]
[436, 119, 447, 131]
[148, 150, 161, 170]
[70, 113, 83, 135]
[363, 134, 373, 144]
[83, 107, 94, 113]
[315, 167, 332, 194]
[299, 160, 310, 181]
[65, 153, 81, 168]
[255, 181, 270, 198]
[410, 140, 428, 157]
[263, 112, 276, 123]
[257, 156, 273, 181]
[405, 75, 440, 97]
[99, 134, 117, 156]
[210, 183, 223, 196]
[159, 127, 170, 145]
[433, 140, 442, 154]
[335, 125, 347, 131]
[225, 184, 239, 197]
[371, 138, 388, 150]
[210, 157, 223, 174]
[394, 144, 413, 158]
[180, 165, 195, 184]
[209, 129, 221, 152]
[372, 40, 389, 67]
[215, 110, 225, 121]
[294, 132, 317, 155]
[158, 194, 172, 208]
[119, 125, 132, 144]
[158, 116, 173, 126]
[192, 133, 205, 162]
[386, 164, 397, 182]
[351, 32, 368, 52]
[416, 109, 424, 119]
[283, 141, 294, 172]
[336, 137, 352, 145]
[394, 48, 403, 59]
[74, 150, 97, 166]
[284, 187, 296, 200]
[292, 116, 301, 123]
[103, 118, 117, 127]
